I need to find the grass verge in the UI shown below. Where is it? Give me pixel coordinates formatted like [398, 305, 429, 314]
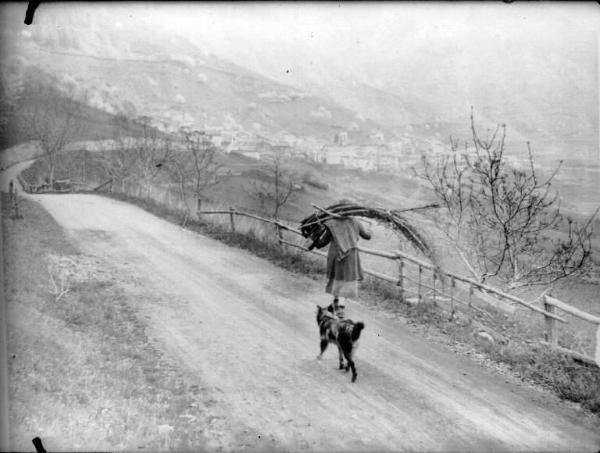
[3, 193, 221, 451]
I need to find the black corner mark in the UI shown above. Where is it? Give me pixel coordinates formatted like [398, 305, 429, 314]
[24, 1, 42, 25]
[32, 437, 46, 453]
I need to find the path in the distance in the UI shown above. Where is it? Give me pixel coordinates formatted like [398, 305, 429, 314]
[26, 192, 600, 451]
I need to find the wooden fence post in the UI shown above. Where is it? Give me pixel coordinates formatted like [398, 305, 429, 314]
[595, 324, 600, 367]
[397, 258, 405, 301]
[544, 297, 557, 346]
[276, 224, 284, 250]
[450, 276, 456, 319]
[468, 283, 473, 309]
[467, 283, 474, 324]
[229, 207, 236, 233]
[441, 275, 446, 299]
[8, 180, 14, 206]
[12, 189, 22, 220]
[418, 264, 422, 304]
[0, 193, 9, 452]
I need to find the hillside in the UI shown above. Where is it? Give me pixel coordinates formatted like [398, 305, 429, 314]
[202, 4, 597, 151]
[0, 4, 382, 143]
[0, 68, 169, 151]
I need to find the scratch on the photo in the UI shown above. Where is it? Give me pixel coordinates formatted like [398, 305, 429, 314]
[24, 1, 42, 25]
[32, 436, 46, 453]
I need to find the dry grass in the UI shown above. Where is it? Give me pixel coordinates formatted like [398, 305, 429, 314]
[3, 193, 216, 451]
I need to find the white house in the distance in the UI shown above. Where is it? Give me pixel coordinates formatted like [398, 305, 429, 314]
[320, 145, 404, 172]
[368, 130, 385, 145]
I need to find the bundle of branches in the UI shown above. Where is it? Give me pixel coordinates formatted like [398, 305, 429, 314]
[300, 201, 441, 269]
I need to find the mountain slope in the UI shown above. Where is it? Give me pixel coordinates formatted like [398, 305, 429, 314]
[0, 4, 382, 142]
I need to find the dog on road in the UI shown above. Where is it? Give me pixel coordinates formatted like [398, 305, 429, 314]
[316, 304, 365, 382]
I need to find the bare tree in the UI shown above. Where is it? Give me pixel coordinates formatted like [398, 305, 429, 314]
[179, 127, 223, 200]
[164, 146, 194, 225]
[0, 75, 21, 142]
[18, 79, 83, 185]
[416, 110, 596, 290]
[96, 114, 140, 190]
[250, 153, 298, 219]
[131, 115, 172, 186]
[159, 128, 224, 226]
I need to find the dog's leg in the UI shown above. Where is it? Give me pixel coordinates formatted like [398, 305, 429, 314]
[337, 344, 345, 370]
[349, 360, 357, 382]
[342, 349, 357, 382]
[317, 338, 328, 359]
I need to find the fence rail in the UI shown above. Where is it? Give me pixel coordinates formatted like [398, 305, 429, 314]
[199, 206, 600, 367]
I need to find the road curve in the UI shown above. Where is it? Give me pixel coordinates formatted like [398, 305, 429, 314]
[19, 191, 600, 452]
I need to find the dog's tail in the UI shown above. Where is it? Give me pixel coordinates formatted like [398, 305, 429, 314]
[352, 322, 365, 341]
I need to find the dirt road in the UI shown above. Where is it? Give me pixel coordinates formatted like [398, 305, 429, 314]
[15, 189, 600, 451]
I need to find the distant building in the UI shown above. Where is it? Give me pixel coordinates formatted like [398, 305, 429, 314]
[204, 127, 224, 147]
[427, 139, 448, 156]
[334, 131, 348, 146]
[271, 142, 293, 158]
[368, 130, 385, 145]
[315, 143, 412, 173]
[239, 151, 261, 160]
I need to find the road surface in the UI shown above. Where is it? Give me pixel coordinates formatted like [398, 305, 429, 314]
[3, 163, 599, 451]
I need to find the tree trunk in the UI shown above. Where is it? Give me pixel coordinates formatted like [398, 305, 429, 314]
[49, 161, 55, 186]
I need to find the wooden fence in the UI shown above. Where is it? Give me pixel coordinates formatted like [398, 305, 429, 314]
[199, 206, 600, 367]
[17, 176, 95, 194]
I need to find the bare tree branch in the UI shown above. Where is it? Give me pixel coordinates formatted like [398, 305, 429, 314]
[416, 111, 596, 290]
[247, 153, 299, 219]
[18, 78, 83, 185]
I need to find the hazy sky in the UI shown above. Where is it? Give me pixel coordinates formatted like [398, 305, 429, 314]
[23, 2, 597, 61]
[71, 1, 594, 94]
[143, 2, 600, 57]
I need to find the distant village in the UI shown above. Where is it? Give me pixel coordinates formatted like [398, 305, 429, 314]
[65, 116, 453, 174]
[197, 125, 450, 173]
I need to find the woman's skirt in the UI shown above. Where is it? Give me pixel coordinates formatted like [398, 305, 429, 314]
[325, 247, 364, 298]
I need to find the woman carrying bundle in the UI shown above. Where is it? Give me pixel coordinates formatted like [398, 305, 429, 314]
[308, 215, 372, 318]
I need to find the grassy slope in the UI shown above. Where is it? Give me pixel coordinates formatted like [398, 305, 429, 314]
[2, 193, 229, 450]
[1, 66, 167, 150]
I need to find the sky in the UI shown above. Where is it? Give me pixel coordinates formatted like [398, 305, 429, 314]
[143, 2, 600, 63]
[8, 2, 599, 84]
[18, 2, 596, 69]
[120, 2, 600, 105]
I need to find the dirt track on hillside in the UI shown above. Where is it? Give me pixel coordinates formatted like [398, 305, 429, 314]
[12, 186, 600, 451]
